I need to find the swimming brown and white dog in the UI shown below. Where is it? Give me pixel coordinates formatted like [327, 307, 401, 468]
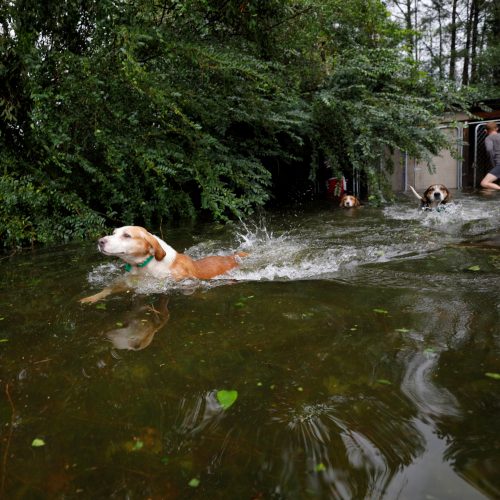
[80, 226, 247, 303]
[409, 184, 451, 210]
[339, 194, 361, 208]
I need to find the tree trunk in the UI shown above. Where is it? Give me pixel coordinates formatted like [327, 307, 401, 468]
[462, 0, 473, 86]
[470, 0, 480, 83]
[449, 0, 458, 80]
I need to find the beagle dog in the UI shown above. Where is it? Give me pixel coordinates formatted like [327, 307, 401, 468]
[339, 194, 361, 208]
[80, 226, 247, 303]
[409, 185, 451, 210]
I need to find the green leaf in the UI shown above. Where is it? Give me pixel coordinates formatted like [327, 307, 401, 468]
[373, 308, 389, 314]
[0, 339, 8, 343]
[188, 478, 200, 488]
[485, 372, 500, 380]
[467, 265, 481, 271]
[133, 440, 144, 450]
[395, 328, 410, 333]
[216, 390, 238, 410]
[31, 438, 45, 447]
[115, 322, 124, 327]
[376, 379, 392, 385]
[95, 303, 107, 310]
[315, 463, 326, 472]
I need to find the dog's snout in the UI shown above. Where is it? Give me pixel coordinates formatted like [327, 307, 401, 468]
[433, 192, 441, 199]
[98, 236, 107, 248]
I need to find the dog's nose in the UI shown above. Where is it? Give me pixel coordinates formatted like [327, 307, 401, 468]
[98, 237, 107, 248]
[433, 192, 441, 199]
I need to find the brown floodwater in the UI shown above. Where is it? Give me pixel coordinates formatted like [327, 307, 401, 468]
[0, 192, 499, 499]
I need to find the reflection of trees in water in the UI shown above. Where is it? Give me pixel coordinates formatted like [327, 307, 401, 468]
[162, 287, 499, 498]
[399, 292, 500, 499]
[265, 396, 424, 498]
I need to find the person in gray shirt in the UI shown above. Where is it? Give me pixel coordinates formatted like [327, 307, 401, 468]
[480, 121, 500, 190]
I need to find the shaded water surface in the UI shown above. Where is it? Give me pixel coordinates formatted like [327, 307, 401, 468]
[1, 192, 499, 499]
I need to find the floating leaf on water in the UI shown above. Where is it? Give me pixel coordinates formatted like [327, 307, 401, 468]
[297, 387, 304, 392]
[0, 339, 8, 343]
[234, 302, 245, 308]
[0, 317, 5, 320]
[188, 478, 200, 488]
[256, 382, 263, 387]
[115, 322, 124, 327]
[161, 457, 170, 465]
[95, 303, 107, 310]
[133, 440, 144, 451]
[485, 372, 500, 380]
[31, 438, 45, 447]
[373, 308, 389, 314]
[467, 265, 481, 272]
[424, 347, 435, 353]
[376, 379, 392, 385]
[315, 463, 326, 472]
[395, 328, 410, 333]
[216, 390, 238, 410]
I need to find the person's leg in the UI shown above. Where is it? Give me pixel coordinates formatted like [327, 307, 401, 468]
[480, 173, 500, 190]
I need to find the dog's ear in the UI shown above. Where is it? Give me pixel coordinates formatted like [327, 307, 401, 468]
[354, 197, 361, 207]
[339, 195, 346, 208]
[442, 188, 451, 203]
[141, 230, 166, 261]
[422, 186, 432, 202]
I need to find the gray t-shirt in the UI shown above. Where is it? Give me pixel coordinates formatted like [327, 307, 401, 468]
[485, 132, 500, 168]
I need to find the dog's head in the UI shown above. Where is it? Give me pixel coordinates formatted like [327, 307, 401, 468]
[422, 184, 451, 205]
[339, 195, 360, 208]
[98, 226, 166, 262]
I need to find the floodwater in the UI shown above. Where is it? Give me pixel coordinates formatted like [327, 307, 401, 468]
[1, 191, 499, 499]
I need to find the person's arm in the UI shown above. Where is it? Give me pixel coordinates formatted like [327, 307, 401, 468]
[485, 137, 495, 168]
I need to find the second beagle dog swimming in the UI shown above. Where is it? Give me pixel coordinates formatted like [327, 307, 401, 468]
[409, 184, 451, 210]
[339, 194, 361, 208]
[80, 226, 247, 303]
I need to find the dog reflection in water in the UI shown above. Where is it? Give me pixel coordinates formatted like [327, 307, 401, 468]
[105, 296, 169, 351]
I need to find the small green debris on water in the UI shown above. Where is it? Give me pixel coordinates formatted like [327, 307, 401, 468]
[0, 339, 8, 343]
[376, 379, 392, 385]
[234, 295, 255, 308]
[95, 303, 107, 310]
[161, 457, 170, 465]
[188, 478, 200, 488]
[395, 328, 410, 333]
[132, 440, 144, 451]
[485, 372, 500, 380]
[373, 308, 389, 314]
[216, 390, 238, 410]
[31, 438, 45, 447]
[467, 265, 481, 272]
[315, 463, 326, 472]
[115, 322, 124, 327]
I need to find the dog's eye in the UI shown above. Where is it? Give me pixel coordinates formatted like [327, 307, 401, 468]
[123, 233, 131, 238]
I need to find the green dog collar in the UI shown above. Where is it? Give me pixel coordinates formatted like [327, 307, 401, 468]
[124, 254, 154, 272]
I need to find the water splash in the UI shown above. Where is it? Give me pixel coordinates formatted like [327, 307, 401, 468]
[384, 196, 500, 236]
[86, 194, 500, 294]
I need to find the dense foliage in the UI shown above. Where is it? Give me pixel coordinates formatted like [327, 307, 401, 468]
[0, 0, 483, 248]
